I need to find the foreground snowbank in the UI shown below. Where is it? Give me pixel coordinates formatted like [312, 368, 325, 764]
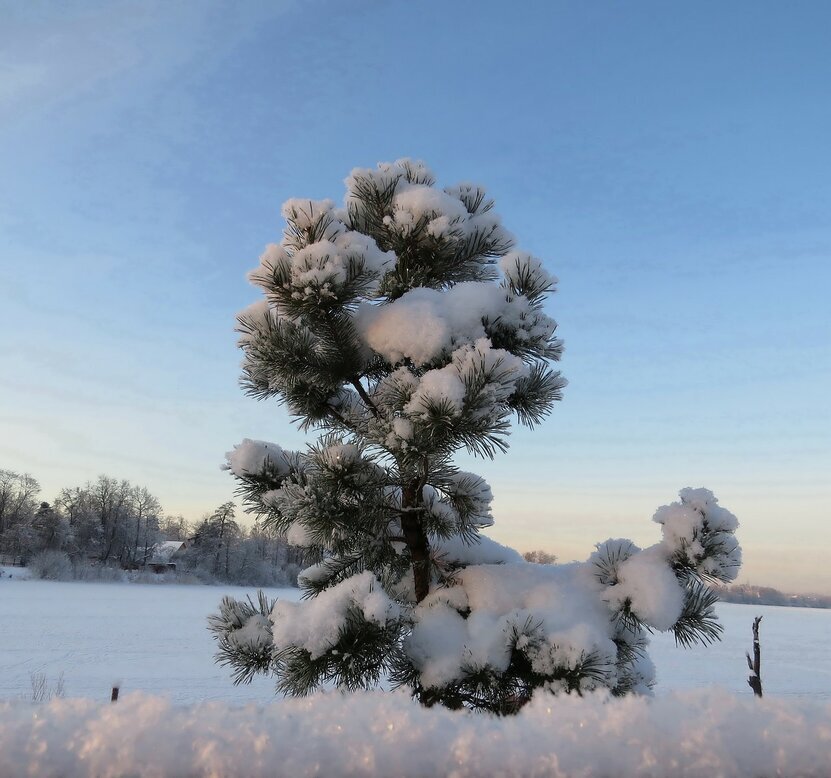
[2, 689, 830, 777]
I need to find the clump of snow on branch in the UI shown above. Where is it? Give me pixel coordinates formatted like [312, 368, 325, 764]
[654, 487, 742, 581]
[408, 562, 618, 692]
[248, 198, 395, 306]
[404, 339, 527, 418]
[355, 283, 556, 367]
[345, 159, 513, 253]
[431, 533, 521, 566]
[600, 546, 685, 631]
[272, 571, 400, 660]
[224, 439, 293, 478]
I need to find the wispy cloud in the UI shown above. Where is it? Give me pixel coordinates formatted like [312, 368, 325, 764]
[0, 1, 295, 126]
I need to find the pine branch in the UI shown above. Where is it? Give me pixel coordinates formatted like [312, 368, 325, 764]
[508, 364, 567, 428]
[672, 578, 724, 648]
[274, 606, 402, 696]
[350, 378, 380, 418]
[208, 592, 276, 685]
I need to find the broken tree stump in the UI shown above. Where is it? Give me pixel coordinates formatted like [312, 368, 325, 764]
[746, 615, 763, 698]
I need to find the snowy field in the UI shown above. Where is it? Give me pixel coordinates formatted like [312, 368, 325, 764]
[2, 575, 831, 776]
[0, 574, 300, 704]
[650, 600, 831, 700]
[2, 574, 830, 703]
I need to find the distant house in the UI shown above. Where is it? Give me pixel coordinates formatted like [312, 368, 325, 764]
[144, 540, 189, 573]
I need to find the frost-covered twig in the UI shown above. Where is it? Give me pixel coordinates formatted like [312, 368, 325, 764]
[29, 671, 65, 703]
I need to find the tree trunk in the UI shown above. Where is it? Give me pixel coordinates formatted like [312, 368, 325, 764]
[400, 480, 430, 602]
[101, 529, 115, 563]
[132, 511, 142, 566]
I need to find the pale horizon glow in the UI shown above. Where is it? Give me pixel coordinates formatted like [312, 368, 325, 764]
[1, 1, 829, 594]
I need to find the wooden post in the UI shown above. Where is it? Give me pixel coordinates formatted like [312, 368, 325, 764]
[746, 616, 763, 698]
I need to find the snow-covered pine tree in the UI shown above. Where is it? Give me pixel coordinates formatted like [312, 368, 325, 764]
[210, 159, 741, 712]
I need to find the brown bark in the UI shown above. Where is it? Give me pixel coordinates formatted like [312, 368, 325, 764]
[400, 480, 430, 602]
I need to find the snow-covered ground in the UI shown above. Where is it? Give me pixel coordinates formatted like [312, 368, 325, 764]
[0, 574, 301, 703]
[2, 688, 831, 777]
[650, 601, 831, 700]
[2, 575, 831, 776]
[2, 574, 829, 703]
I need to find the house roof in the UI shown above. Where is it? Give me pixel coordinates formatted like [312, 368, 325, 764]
[148, 540, 186, 564]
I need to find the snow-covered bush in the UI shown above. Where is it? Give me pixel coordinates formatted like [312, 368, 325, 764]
[30, 550, 130, 583]
[29, 550, 73, 581]
[210, 159, 741, 712]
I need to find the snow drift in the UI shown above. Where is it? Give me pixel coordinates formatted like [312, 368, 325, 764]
[2, 688, 830, 777]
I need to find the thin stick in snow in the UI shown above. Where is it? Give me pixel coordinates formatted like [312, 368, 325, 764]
[746, 615, 763, 698]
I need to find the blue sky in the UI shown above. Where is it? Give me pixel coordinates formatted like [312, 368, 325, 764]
[1, 1, 829, 593]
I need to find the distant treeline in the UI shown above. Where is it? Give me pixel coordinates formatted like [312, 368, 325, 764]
[715, 583, 831, 609]
[0, 469, 301, 586]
